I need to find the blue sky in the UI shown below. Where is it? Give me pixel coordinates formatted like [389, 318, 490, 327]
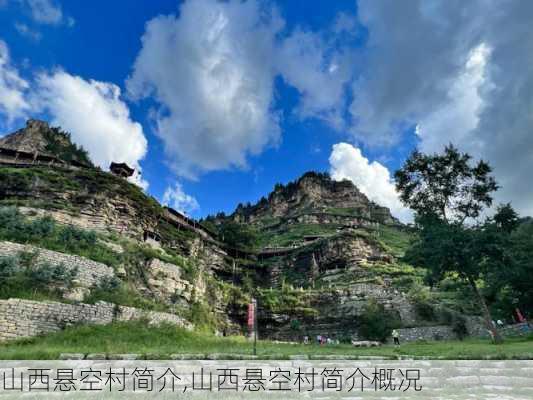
[1, 0, 532, 221]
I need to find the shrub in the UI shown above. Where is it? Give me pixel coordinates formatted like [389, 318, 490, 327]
[357, 299, 401, 342]
[451, 315, 468, 340]
[0, 254, 76, 300]
[97, 276, 122, 291]
[290, 319, 302, 331]
[0, 256, 18, 279]
[187, 301, 218, 333]
[58, 225, 97, 248]
[218, 221, 259, 251]
[408, 284, 438, 321]
[414, 300, 436, 321]
[0, 207, 118, 266]
[44, 126, 94, 167]
[27, 262, 77, 289]
[86, 279, 168, 312]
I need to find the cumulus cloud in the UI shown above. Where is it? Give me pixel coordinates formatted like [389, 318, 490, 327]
[127, 0, 282, 177]
[275, 29, 353, 128]
[128, 0, 353, 177]
[0, 40, 30, 125]
[348, 0, 533, 216]
[415, 43, 491, 154]
[34, 71, 148, 188]
[162, 182, 199, 215]
[329, 143, 411, 222]
[349, 1, 491, 146]
[0, 40, 147, 188]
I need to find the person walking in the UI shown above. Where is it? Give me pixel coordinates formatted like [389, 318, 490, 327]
[392, 329, 400, 346]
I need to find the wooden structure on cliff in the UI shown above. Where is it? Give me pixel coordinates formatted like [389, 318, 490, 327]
[109, 162, 135, 178]
[0, 147, 89, 168]
[163, 207, 218, 240]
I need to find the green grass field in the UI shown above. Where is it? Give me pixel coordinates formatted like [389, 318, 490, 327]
[1, 322, 532, 360]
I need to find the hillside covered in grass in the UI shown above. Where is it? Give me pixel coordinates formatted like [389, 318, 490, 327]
[0, 120, 509, 352]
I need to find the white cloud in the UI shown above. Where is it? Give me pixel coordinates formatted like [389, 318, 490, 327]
[416, 43, 491, 153]
[14, 22, 42, 41]
[333, 12, 357, 34]
[162, 182, 199, 215]
[275, 29, 352, 128]
[349, 1, 486, 146]
[348, 1, 533, 217]
[12, 0, 74, 27]
[127, 0, 282, 177]
[329, 143, 411, 222]
[34, 71, 148, 188]
[0, 39, 30, 125]
[128, 0, 354, 177]
[24, 0, 63, 25]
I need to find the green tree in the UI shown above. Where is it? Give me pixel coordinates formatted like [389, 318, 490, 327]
[485, 218, 533, 318]
[395, 145, 504, 343]
[492, 203, 520, 233]
[218, 221, 259, 250]
[395, 144, 498, 224]
[358, 299, 400, 342]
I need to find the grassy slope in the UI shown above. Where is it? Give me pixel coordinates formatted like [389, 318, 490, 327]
[0, 166, 162, 216]
[0, 322, 531, 360]
[256, 223, 341, 248]
[0, 207, 202, 313]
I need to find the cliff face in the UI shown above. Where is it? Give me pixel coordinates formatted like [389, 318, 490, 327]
[0, 119, 93, 166]
[0, 120, 479, 344]
[229, 172, 399, 226]
[0, 166, 161, 238]
[0, 119, 54, 153]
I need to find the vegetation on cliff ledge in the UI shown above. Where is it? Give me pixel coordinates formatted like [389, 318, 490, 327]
[43, 126, 93, 167]
[0, 206, 117, 266]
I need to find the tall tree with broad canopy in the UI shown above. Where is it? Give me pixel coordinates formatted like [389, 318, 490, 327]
[395, 144, 504, 343]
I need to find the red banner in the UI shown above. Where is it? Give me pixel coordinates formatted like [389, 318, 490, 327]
[516, 307, 525, 323]
[247, 302, 255, 329]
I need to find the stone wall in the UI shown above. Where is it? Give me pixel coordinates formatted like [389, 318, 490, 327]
[395, 321, 488, 343]
[0, 241, 115, 289]
[0, 298, 192, 342]
[396, 325, 458, 343]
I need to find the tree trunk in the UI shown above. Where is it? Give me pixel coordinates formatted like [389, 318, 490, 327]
[467, 276, 504, 344]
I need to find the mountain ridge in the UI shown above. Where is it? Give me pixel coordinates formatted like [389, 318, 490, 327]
[0, 120, 485, 344]
[0, 119, 93, 167]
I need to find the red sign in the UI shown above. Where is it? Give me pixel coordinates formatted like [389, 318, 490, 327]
[247, 302, 255, 329]
[516, 308, 525, 323]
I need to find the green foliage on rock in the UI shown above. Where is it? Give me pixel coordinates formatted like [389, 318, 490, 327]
[44, 127, 94, 167]
[0, 165, 163, 219]
[373, 225, 415, 258]
[357, 299, 401, 342]
[218, 221, 259, 251]
[0, 207, 118, 266]
[85, 279, 169, 312]
[256, 223, 340, 248]
[187, 301, 219, 333]
[0, 251, 76, 301]
[258, 283, 318, 318]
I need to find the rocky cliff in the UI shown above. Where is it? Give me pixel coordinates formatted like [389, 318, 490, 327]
[226, 171, 399, 227]
[0, 120, 480, 344]
[0, 119, 92, 166]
